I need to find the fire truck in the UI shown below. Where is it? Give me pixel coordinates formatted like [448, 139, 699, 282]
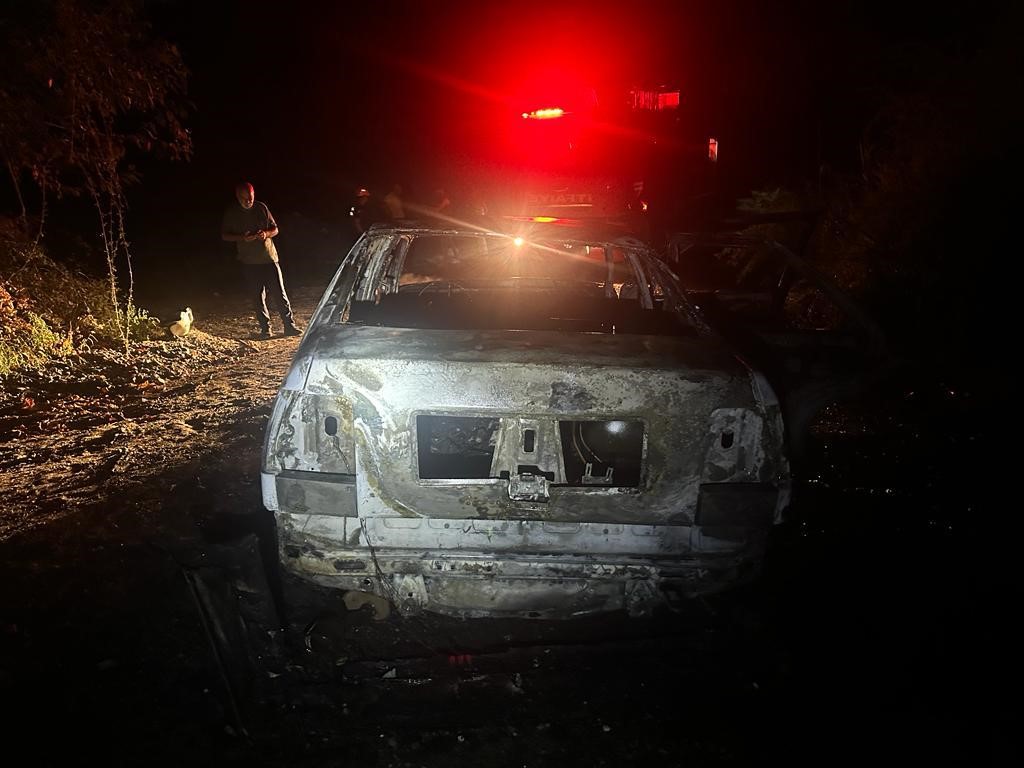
[465, 78, 723, 245]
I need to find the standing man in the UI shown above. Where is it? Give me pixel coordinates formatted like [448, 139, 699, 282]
[221, 181, 302, 339]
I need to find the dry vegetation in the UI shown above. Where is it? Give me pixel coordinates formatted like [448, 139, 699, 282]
[0, 226, 174, 375]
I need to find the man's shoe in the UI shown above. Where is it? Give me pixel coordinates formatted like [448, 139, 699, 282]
[284, 324, 303, 337]
[258, 328, 272, 340]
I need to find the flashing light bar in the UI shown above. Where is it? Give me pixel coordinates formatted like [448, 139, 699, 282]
[504, 215, 583, 226]
[521, 107, 566, 120]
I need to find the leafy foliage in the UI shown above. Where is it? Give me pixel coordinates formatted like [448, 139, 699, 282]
[0, 0, 192, 209]
[0, 0, 191, 350]
[0, 284, 74, 376]
[0, 233, 163, 376]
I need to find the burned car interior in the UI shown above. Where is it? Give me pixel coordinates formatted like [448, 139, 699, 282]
[263, 222, 791, 619]
[329, 231, 695, 336]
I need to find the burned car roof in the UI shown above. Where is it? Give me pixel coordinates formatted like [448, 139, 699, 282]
[262, 223, 790, 619]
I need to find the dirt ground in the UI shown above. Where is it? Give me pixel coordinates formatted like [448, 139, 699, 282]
[0, 281, 1020, 766]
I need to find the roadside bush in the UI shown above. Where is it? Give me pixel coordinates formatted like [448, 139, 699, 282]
[0, 282, 74, 375]
[0, 236, 161, 376]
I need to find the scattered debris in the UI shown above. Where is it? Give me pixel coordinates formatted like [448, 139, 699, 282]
[0, 332, 257, 442]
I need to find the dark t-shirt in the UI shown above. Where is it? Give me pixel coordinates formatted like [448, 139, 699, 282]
[222, 201, 279, 264]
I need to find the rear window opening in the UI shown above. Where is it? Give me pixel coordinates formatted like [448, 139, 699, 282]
[337, 232, 695, 336]
[398, 235, 634, 287]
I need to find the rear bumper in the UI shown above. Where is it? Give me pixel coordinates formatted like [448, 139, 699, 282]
[275, 512, 767, 618]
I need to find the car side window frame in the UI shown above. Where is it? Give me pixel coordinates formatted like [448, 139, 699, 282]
[306, 233, 401, 328]
[648, 257, 713, 334]
[353, 234, 406, 303]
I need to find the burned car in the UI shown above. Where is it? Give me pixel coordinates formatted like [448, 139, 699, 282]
[261, 222, 789, 618]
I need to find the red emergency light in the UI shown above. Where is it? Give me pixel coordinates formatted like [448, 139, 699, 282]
[522, 107, 567, 120]
[504, 215, 583, 226]
[708, 137, 719, 163]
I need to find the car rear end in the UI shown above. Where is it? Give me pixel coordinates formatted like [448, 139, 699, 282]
[261, 227, 789, 618]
